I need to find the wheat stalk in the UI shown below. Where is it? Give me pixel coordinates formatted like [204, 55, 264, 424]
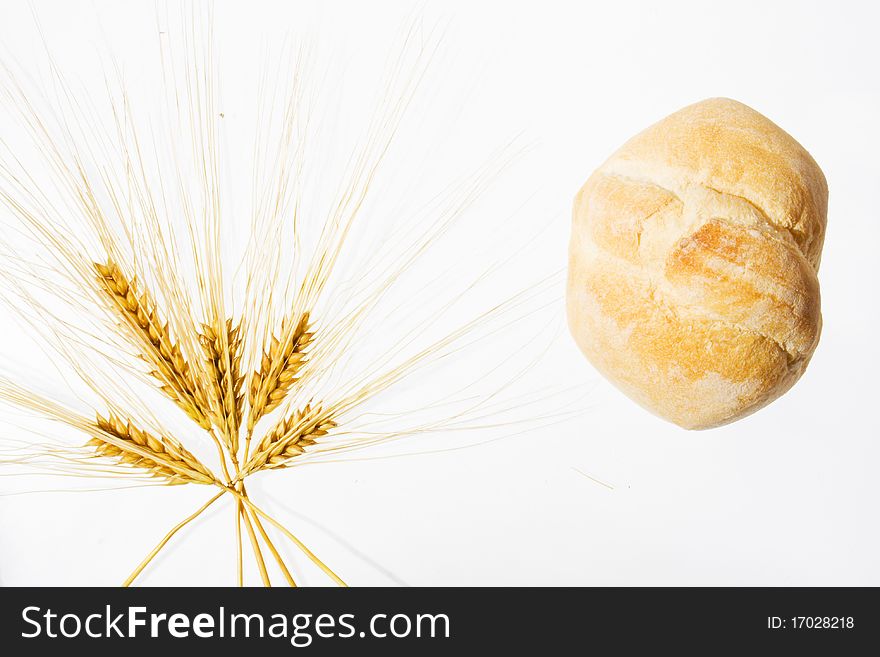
[94, 260, 212, 430]
[247, 311, 312, 433]
[87, 413, 216, 485]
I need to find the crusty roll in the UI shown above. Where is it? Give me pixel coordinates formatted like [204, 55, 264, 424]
[566, 98, 827, 429]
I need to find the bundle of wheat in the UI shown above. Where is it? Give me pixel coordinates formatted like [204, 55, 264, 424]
[0, 8, 556, 587]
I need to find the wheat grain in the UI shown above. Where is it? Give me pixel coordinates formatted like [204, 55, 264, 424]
[200, 318, 244, 451]
[94, 260, 211, 430]
[241, 402, 335, 475]
[87, 413, 215, 485]
[247, 312, 312, 432]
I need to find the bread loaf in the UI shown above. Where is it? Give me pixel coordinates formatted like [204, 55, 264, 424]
[566, 98, 827, 429]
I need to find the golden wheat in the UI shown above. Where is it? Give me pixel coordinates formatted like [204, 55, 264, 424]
[247, 312, 312, 432]
[241, 402, 336, 476]
[200, 318, 245, 451]
[94, 260, 212, 430]
[0, 10, 551, 588]
[87, 413, 215, 485]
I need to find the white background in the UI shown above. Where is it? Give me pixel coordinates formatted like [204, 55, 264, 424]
[0, 0, 878, 586]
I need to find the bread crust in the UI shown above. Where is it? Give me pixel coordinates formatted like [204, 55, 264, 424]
[566, 98, 827, 429]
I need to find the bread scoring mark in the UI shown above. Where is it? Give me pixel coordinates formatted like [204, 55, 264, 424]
[666, 218, 820, 359]
[700, 184, 813, 269]
[599, 158, 686, 209]
[602, 169, 681, 204]
[581, 172, 682, 264]
[601, 156, 820, 271]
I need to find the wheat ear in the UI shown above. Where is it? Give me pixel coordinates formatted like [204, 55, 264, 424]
[87, 413, 216, 485]
[94, 260, 211, 430]
[247, 312, 312, 432]
[240, 402, 335, 476]
[200, 318, 244, 451]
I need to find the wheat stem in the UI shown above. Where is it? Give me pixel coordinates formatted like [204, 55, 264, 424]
[228, 488, 346, 586]
[207, 427, 234, 483]
[239, 482, 296, 586]
[243, 429, 255, 465]
[231, 453, 297, 585]
[239, 501, 272, 587]
[235, 500, 243, 587]
[246, 505, 297, 587]
[122, 490, 224, 587]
